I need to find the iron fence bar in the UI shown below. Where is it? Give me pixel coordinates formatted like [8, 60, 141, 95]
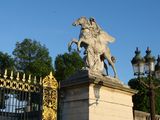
[39, 89, 43, 120]
[8, 90, 12, 120]
[26, 92, 28, 120]
[3, 87, 5, 119]
[22, 91, 25, 120]
[14, 90, 18, 120]
[0, 88, 2, 119]
[17, 89, 21, 120]
[15, 90, 17, 119]
[24, 91, 28, 120]
[24, 91, 26, 120]
[2, 88, 4, 119]
[28, 92, 31, 120]
[19, 92, 22, 120]
[12, 90, 15, 120]
[4, 87, 8, 119]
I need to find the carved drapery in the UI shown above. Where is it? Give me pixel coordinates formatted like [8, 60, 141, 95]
[42, 72, 58, 120]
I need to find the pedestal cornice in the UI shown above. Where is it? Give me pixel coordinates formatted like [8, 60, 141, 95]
[61, 70, 137, 95]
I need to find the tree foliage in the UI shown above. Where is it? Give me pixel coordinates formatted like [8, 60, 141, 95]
[0, 51, 14, 73]
[12, 39, 53, 77]
[128, 78, 160, 114]
[54, 51, 84, 81]
[0, 52, 14, 108]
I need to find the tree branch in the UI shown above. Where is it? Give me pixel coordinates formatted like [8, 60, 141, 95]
[155, 85, 160, 89]
[138, 79, 149, 88]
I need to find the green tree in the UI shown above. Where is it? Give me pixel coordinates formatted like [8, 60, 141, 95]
[128, 78, 160, 114]
[0, 52, 14, 109]
[54, 51, 84, 81]
[13, 39, 53, 77]
[0, 51, 14, 73]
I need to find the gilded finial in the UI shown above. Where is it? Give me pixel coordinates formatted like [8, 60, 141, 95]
[49, 71, 53, 79]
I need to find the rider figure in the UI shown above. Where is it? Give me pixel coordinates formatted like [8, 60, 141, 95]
[89, 17, 101, 38]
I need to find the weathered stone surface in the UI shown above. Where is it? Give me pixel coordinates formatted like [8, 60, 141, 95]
[134, 110, 160, 120]
[60, 70, 137, 120]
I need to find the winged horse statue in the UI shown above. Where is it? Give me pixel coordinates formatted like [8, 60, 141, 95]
[68, 17, 117, 78]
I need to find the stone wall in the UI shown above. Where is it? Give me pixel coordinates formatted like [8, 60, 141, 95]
[89, 83, 135, 120]
[60, 85, 89, 120]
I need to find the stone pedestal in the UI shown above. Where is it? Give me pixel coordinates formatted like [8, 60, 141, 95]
[60, 70, 137, 120]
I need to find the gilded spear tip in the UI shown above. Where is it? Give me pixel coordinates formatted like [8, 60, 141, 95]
[34, 76, 37, 84]
[28, 74, 31, 83]
[22, 73, 26, 82]
[4, 69, 7, 79]
[10, 71, 13, 80]
[16, 72, 20, 81]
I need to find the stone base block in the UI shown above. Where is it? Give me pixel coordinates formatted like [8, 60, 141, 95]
[60, 70, 137, 120]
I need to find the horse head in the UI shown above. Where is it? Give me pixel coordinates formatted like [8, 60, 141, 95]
[72, 17, 89, 28]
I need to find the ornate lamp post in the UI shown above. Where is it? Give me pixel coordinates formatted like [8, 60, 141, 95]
[131, 47, 160, 120]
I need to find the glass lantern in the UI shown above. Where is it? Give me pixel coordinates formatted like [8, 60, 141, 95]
[131, 48, 145, 76]
[144, 47, 155, 74]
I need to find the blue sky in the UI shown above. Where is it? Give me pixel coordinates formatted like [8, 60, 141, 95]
[0, 0, 160, 83]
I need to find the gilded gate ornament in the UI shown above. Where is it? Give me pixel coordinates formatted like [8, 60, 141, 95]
[42, 72, 58, 120]
[0, 70, 40, 92]
[0, 69, 50, 119]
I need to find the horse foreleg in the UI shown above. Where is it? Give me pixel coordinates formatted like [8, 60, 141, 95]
[77, 38, 85, 52]
[68, 38, 78, 52]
